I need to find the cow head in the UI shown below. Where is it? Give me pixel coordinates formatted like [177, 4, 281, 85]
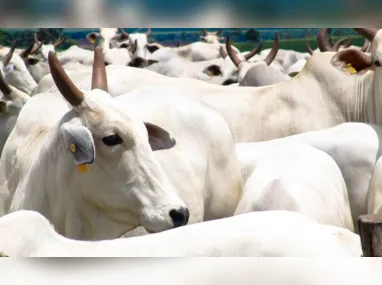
[119, 28, 151, 59]
[200, 28, 224, 44]
[33, 33, 65, 61]
[49, 47, 189, 237]
[0, 42, 37, 94]
[86, 28, 121, 51]
[225, 33, 280, 82]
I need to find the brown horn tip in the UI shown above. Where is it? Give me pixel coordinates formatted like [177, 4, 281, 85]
[244, 39, 263, 60]
[225, 35, 242, 67]
[361, 38, 370, 52]
[353, 28, 378, 41]
[306, 42, 314, 55]
[264, 33, 279, 65]
[31, 40, 44, 54]
[201, 28, 207, 35]
[317, 28, 334, 52]
[91, 47, 108, 92]
[34, 33, 41, 43]
[219, 46, 228, 58]
[48, 51, 84, 106]
[53, 37, 65, 48]
[0, 64, 12, 95]
[146, 28, 151, 36]
[333, 37, 350, 51]
[2, 41, 16, 67]
[19, 41, 35, 59]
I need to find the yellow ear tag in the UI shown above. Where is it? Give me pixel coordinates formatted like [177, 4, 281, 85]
[209, 71, 215, 77]
[77, 164, 89, 173]
[90, 38, 96, 44]
[70, 143, 76, 153]
[347, 63, 357, 75]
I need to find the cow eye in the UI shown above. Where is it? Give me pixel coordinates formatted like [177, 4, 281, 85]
[375, 60, 381, 67]
[102, 134, 123, 146]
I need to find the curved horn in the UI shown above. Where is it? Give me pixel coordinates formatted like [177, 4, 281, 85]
[361, 38, 370, 52]
[2, 41, 16, 67]
[120, 28, 129, 38]
[30, 40, 44, 54]
[264, 33, 279, 65]
[19, 42, 35, 59]
[225, 35, 241, 67]
[91, 47, 108, 92]
[306, 42, 314, 55]
[34, 33, 41, 44]
[48, 51, 84, 106]
[328, 36, 334, 47]
[219, 46, 227, 58]
[215, 28, 222, 35]
[0, 65, 12, 96]
[332, 37, 350, 51]
[317, 28, 333, 52]
[146, 28, 151, 36]
[53, 37, 65, 48]
[129, 39, 138, 54]
[244, 39, 263, 60]
[201, 28, 207, 35]
[353, 28, 378, 41]
[344, 38, 353, 48]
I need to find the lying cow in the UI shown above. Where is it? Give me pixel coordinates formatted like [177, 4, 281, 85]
[235, 142, 354, 231]
[0, 209, 362, 257]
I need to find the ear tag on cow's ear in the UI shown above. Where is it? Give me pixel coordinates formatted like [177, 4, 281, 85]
[70, 143, 89, 173]
[77, 164, 89, 173]
[90, 38, 96, 44]
[208, 71, 215, 77]
[347, 63, 357, 75]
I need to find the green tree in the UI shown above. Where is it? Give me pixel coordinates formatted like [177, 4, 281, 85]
[245, 29, 260, 42]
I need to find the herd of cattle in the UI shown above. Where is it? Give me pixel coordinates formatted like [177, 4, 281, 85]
[0, 27, 381, 257]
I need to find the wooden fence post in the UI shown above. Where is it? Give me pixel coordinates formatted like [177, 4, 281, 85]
[358, 214, 382, 257]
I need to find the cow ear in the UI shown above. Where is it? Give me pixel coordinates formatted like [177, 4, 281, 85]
[203, 65, 222, 77]
[0, 100, 7, 114]
[86, 32, 100, 44]
[3, 63, 14, 75]
[60, 123, 95, 165]
[146, 44, 159, 53]
[330, 49, 373, 75]
[144, 122, 176, 151]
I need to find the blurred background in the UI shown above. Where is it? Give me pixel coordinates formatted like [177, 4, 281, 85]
[0, 0, 380, 53]
[0, 0, 380, 28]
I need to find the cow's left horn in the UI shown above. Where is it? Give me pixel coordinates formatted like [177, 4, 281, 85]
[2, 41, 16, 67]
[225, 35, 241, 67]
[244, 39, 263, 61]
[317, 28, 333, 52]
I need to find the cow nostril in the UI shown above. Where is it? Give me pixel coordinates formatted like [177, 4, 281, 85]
[169, 208, 190, 228]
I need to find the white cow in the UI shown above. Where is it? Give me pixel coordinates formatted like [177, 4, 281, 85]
[200, 28, 224, 44]
[118, 28, 152, 59]
[0, 62, 30, 154]
[31, 62, 241, 96]
[146, 39, 240, 62]
[235, 122, 382, 233]
[32, 33, 66, 60]
[223, 34, 291, 86]
[127, 42, 263, 86]
[0, 43, 37, 95]
[235, 142, 354, 231]
[0, 210, 362, 257]
[0, 48, 243, 240]
[119, 29, 380, 143]
[85, 28, 134, 65]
